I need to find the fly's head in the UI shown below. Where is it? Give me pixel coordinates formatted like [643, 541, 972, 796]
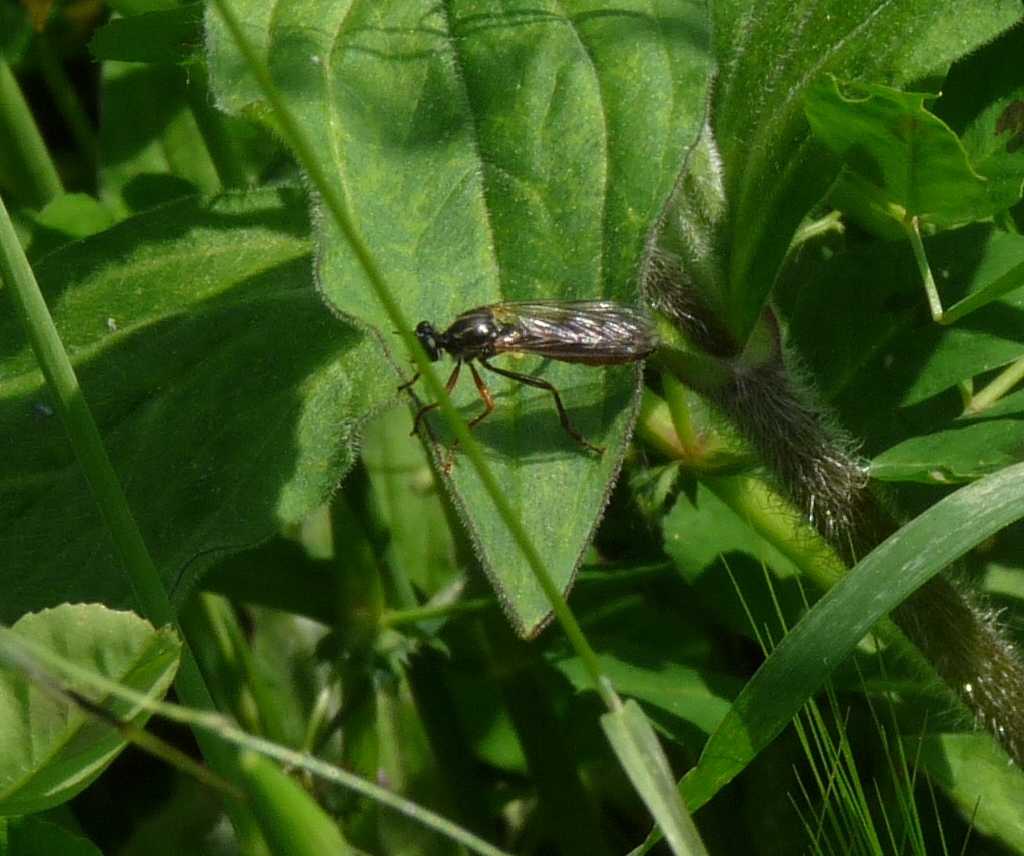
[413, 321, 444, 361]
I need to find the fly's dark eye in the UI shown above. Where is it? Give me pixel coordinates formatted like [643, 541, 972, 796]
[414, 322, 441, 361]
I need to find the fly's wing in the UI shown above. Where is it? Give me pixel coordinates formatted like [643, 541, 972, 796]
[489, 300, 658, 365]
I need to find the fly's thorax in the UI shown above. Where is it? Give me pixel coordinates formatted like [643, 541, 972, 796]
[442, 308, 505, 360]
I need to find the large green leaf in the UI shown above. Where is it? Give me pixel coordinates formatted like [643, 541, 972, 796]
[679, 461, 1024, 811]
[653, 0, 1022, 343]
[205, 0, 713, 635]
[0, 604, 180, 816]
[0, 190, 386, 621]
[805, 77, 1023, 228]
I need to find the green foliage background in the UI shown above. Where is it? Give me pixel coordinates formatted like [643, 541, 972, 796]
[2, 1, 1024, 854]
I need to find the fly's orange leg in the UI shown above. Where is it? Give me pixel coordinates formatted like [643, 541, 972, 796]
[409, 361, 461, 436]
[479, 358, 604, 454]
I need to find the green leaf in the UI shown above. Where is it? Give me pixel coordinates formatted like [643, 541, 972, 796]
[805, 76, 1023, 228]
[912, 733, 1024, 852]
[678, 462, 1024, 811]
[556, 654, 737, 738]
[89, 6, 204, 65]
[937, 26, 1024, 210]
[871, 389, 1024, 483]
[940, 251, 1024, 324]
[23, 193, 116, 261]
[0, 604, 180, 816]
[237, 751, 354, 856]
[777, 224, 1024, 453]
[662, 483, 806, 639]
[1, 817, 104, 856]
[205, 0, 714, 635]
[601, 700, 708, 856]
[98, 62, 220, 217]
[652, 0, 1022, 342]
[0, 190, 387, 622]
[551, 566, 744, 743]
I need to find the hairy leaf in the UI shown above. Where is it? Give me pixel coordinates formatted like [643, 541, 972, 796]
[0, 190, 383, 620]
[205, 0, 714, 635]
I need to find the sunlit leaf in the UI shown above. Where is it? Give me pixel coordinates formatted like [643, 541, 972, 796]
[205, 0, 714, 635]
[0, 604, 180, 816]
[805, 76, 1022, 228]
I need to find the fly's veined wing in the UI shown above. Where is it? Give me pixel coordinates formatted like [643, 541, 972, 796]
[489, 300, 658, 365]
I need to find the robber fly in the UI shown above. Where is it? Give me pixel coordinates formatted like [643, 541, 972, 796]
[398, 299, 658, 454]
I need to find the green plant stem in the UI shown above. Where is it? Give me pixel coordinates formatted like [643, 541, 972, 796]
[637, 389, 688, 459]
[702, 472, 959, 710]
[185, 63, 251, 189]
[0, 59, 63, 207]
[34, 34, 98, 172]
[702, 474, 848, 591]
[0, 192, 261, 844]
[790, 210, 844, 249]
[382, 597, 495, 628]
[964, 355, 1024, 414]
[903, 215, 943, 322]
[207, 0, 615, 711]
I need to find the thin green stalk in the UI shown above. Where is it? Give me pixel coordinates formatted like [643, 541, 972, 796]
[382, 597, 495, 627]
[3, 193, 177, 637]
[207, 0, 615, 710]
[0, 59, 63, 207]
[0, 192, 261, 842]
[964, 355, 1024, 414]
[34, 34, 99, 171]
[903, 215, 943, 322]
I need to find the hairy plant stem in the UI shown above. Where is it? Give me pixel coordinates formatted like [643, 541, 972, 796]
[649, 283, 1024, 764]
